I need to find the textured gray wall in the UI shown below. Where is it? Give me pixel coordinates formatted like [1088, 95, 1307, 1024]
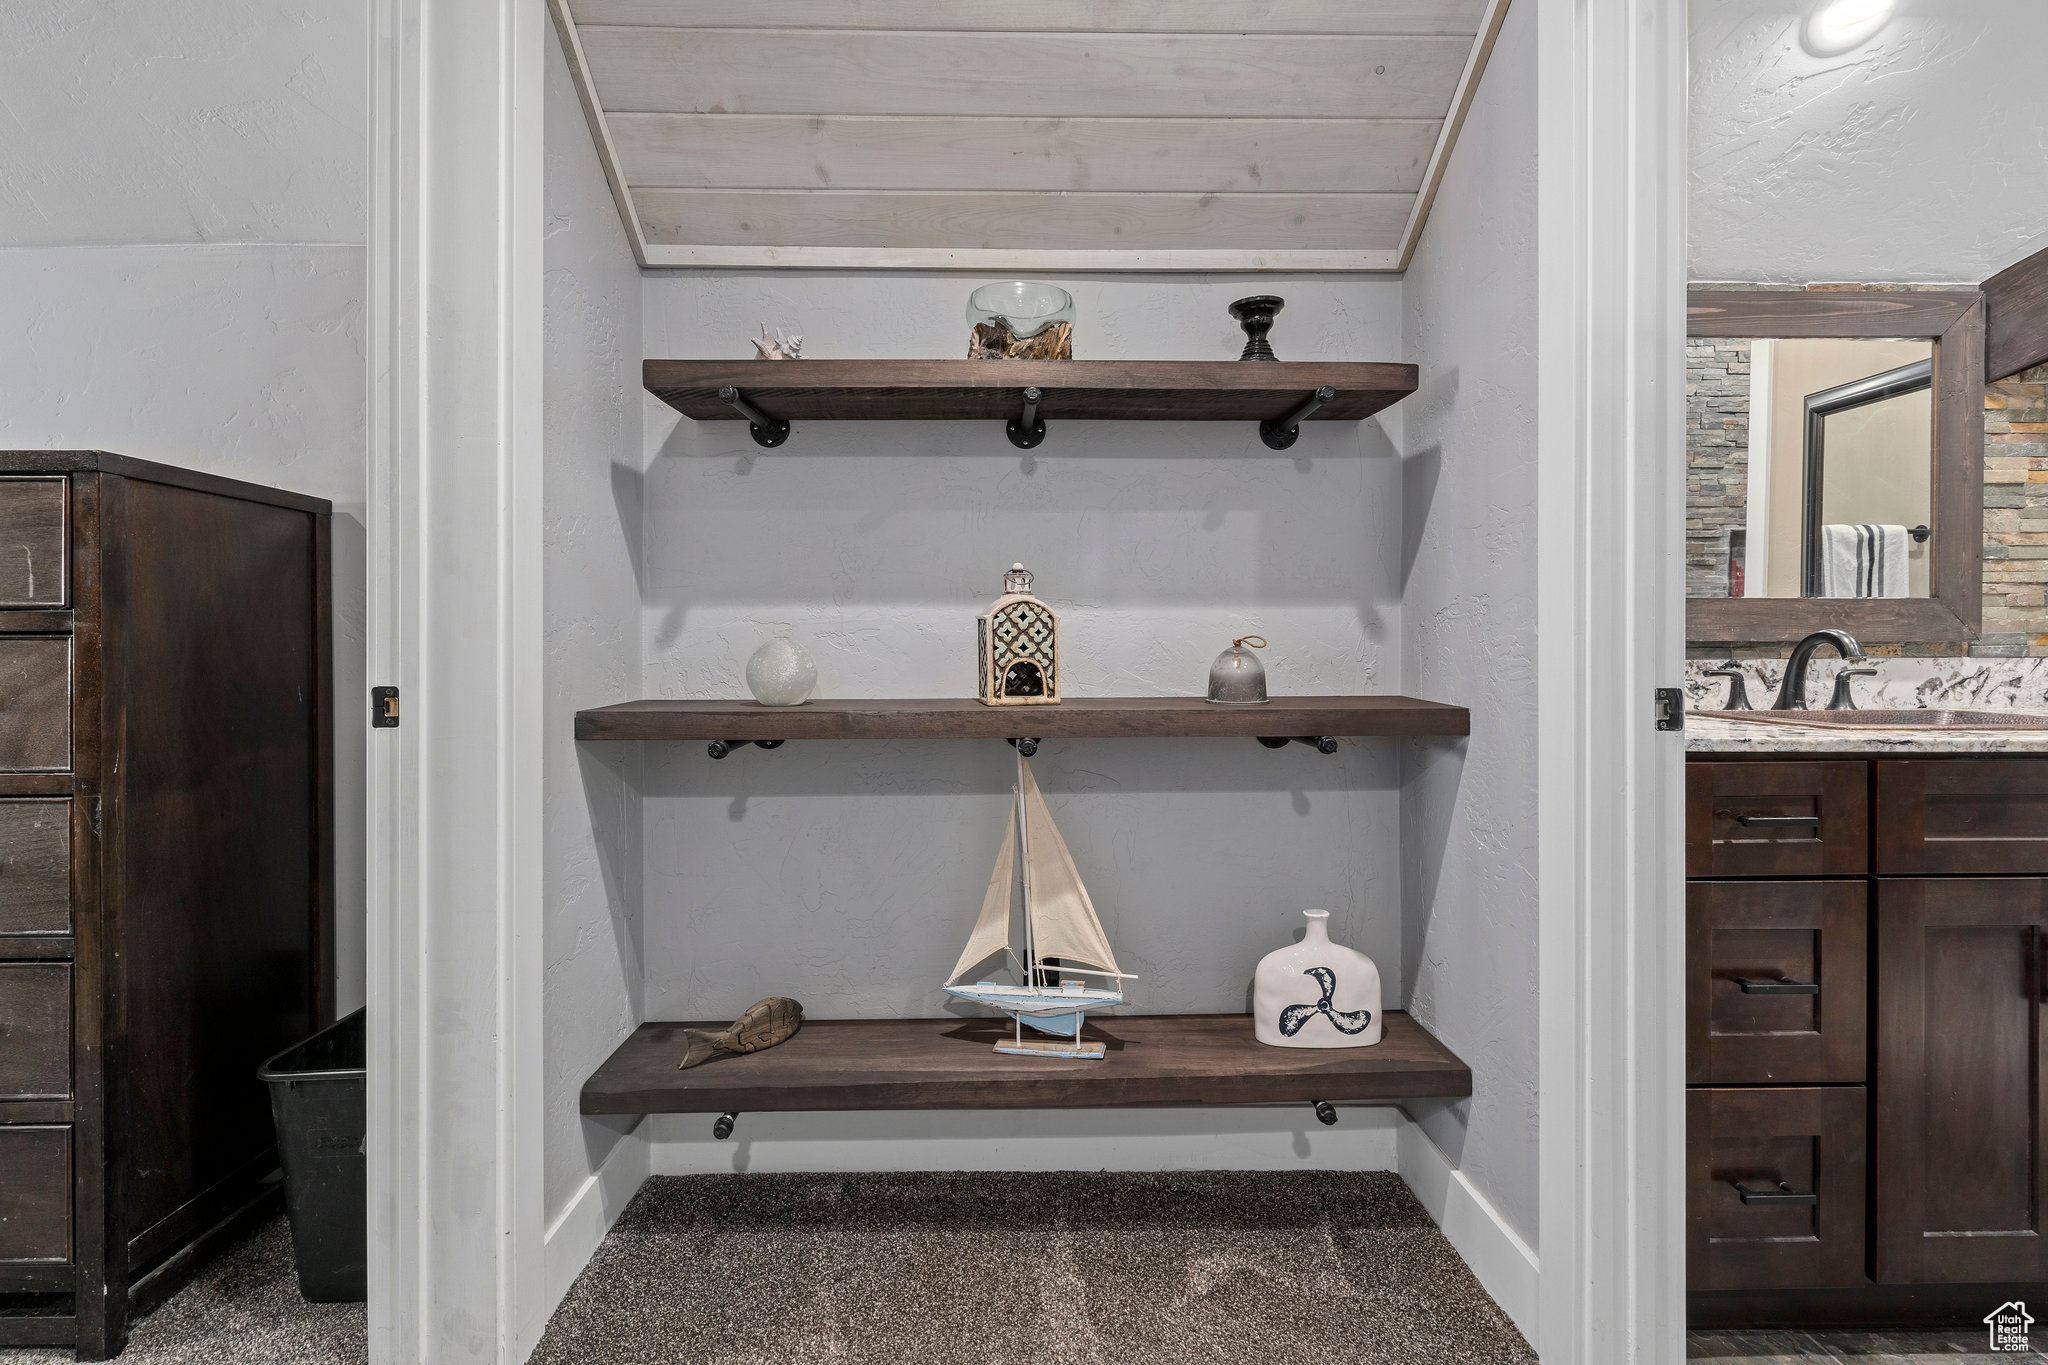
[1690, 0, 2048, 282]
[637, 272, 1409, 1059]
[0, 0, 364, 247]
[543, 30, 648, 1217]
[1399, 0, 1539, 1247]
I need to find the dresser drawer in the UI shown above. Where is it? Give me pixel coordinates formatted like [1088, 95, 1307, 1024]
[0, 477, 67, 609]
[0, 799, 70, 937]
[0, 963, 70, 1099]
[1688, 1086, 1867, 1292]
[0, 638, 70, 772]
[1876, 759, 2048, 875]
[1687, 761, 1867, 877]
[1687, 880, 1865, 1084]
[0, 1125, 71, 1262]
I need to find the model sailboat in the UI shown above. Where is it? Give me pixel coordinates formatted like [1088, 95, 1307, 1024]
[944, 753, 1133, 1060]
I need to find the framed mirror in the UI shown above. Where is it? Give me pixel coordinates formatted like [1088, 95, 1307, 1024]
[1686, 289, 1984, 643]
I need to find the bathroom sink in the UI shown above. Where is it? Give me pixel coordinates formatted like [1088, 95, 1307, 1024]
[1705, 709, 2048, 730]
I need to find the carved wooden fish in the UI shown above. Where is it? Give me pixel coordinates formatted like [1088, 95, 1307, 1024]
[678, 996, 803, 1070]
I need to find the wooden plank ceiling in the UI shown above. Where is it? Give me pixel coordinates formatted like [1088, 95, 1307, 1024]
[551, 0, 1508, 270]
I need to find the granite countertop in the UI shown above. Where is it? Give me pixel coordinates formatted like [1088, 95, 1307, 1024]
[1683, 657, 2048, 754]
[1686, 711, 2048, 754]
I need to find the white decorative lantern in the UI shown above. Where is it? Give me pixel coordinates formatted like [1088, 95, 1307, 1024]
[976, 564, 1060, 707]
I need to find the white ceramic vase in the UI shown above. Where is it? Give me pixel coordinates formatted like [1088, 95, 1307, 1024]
[745, 636, 817, 706]
[1253, 909, 1382, 1048]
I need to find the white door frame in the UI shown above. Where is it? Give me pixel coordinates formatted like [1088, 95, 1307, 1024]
[366, 0, 548, 1360]
[1535, 0, 1688, 1359]
[360, 0, 1687, 1358]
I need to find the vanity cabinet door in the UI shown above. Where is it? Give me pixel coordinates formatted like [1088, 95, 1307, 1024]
[1687, 880, 1866, 1085]
[1876, 759, 2048, 875]
[1875, 877, 2048, 1283]
[1687, 762, 1867, 878]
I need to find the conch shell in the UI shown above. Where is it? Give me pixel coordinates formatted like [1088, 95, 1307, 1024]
[678, 996, 803, 1069]
[751, 325, 802, 360]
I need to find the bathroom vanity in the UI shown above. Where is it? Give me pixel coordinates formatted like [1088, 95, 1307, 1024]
[1686, 719, 2048, 1326]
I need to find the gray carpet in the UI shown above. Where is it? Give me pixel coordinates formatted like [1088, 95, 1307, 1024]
[0, 1218, 364, 1365]
[532, 1171, 1535, 1365]
[3, 1174, 1530, 1364]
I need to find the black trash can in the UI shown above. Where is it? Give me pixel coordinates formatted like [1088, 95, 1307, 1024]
[259, 1008, 367, 1303]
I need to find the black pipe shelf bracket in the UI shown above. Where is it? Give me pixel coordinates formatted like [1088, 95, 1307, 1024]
[1312, 1100, 1338, 1126]
[720, 385, 791, 448]
[1007, 386, 1047, 450]
[1257, 736, 1340, 754]
[707, 738, 786, 760]
[1260, 385, 1337, 450]
[1004, 737, 1042, 756]
[713, 1111, 738, 1140]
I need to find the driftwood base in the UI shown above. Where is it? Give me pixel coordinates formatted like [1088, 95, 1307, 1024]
[968, 321, 1072, 361]
[992, 1036, 1106, 1060]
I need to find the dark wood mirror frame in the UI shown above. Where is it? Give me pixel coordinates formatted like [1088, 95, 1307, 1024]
[1686, 288, 1984, 645]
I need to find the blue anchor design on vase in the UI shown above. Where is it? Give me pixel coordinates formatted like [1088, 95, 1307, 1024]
[1253, 909, 1383, 1048]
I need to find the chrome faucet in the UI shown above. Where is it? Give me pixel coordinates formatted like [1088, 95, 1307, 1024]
[1772, 630, 1864, 710]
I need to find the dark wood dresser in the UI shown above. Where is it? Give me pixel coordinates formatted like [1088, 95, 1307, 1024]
[0, 453, 332, 1358]
[1687, 753, 2048, 1328]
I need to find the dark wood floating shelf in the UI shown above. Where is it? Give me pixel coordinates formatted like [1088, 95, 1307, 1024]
[574, 695, 1470, 744]
[645, 359, 1417, 426]
[581, 1013, 1471, 1115]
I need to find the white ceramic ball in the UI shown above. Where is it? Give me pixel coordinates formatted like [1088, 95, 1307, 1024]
[745, 637, 817, 706]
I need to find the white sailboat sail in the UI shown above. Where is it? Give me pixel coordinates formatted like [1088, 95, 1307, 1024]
[946, 791, 1017, 985]
[1018, 759, 1121, 976]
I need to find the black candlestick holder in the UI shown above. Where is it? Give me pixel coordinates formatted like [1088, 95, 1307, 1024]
[1229, 295, 1285, 361]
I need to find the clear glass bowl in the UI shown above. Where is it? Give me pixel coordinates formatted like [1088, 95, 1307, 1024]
[967, 283, 1074, 359]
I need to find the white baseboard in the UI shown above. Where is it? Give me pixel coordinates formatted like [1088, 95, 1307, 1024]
[646, 1104, 1402, 1174]
[1396, 1119, 1541, 1347]
[541, 1123, 651, 1316]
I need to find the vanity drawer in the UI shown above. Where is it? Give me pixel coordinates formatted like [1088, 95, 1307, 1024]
[0, 638, 70, 773]
[0, 477, 68, 608]
[0, 963, 70, 1099]
[0, 1125, 72, 1262]
[1876, 759, 2048, 875]
[1687, 880, 1865, 1084]
[1688, 1086, 1868, 1292]
[1687, 761, 1867, 877]
[0, 799, 71, 937]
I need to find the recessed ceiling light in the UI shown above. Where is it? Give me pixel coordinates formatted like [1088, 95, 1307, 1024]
[1804, 0, 1895, 55]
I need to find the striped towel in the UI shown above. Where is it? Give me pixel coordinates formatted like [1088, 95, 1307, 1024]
[1819, 523, 1909, 598]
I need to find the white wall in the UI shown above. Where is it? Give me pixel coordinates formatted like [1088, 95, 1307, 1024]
[1399, 0, 1540, 1247]
[637, 272, 1408, 1139]
[1690, 0, 2048, 283]
[0, 3, 369, 1012]
[541, 25, 647, 1219]
[0, 1, 364, 248]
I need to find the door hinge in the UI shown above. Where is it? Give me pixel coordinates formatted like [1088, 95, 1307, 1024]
[1653, 687, 1684, 732]
[371, 686, 400, 728]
